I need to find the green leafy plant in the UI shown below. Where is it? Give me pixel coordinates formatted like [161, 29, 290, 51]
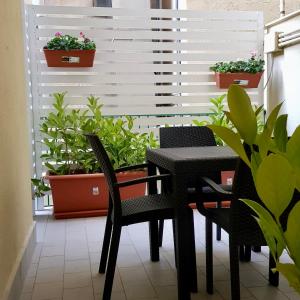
[193, 94, 264, 146]
[31, 178, 51, 198]
[45, 32, 96, 51]
[40, 92, 158, 175]
[210, 53, 264, 74]
[193, 95, 232, 145]
[208, 84, 300, 293]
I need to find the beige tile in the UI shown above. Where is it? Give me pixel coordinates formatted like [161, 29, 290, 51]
[123, 281, 157, 299]
[27, 263, 38, 277]
[64, 271, 92, 289]
[20, 292, 33, 300]
[32, 282, 63, 300]
[63, 286, 94, 300]
[240, 269, 268, 287]
[248, 286, 289, 299]
[155, 285, 177, 300]
[41, 246, 65, 257]
[22, 276, 36, 293]
[64, 259, 91, 273]
[147, 269, 177, 287]
[36, 267, 64, 284]
[119, 266, 149, 285]
[285, 291, 300, 299]
[92, 271, 123, 294]
[38, 256, 65, 270]
[214, 280, 252, 299]
[65, 247, 89, 261]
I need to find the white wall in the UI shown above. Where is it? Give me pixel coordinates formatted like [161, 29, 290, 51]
[266, 11, 300, 134]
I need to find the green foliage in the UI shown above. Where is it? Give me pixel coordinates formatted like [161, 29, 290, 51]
[193, 94, 232, 145]
[40, 93, 158, 175]
[193, 94, 264, 146]
[210, 55, 264, 74]
[45, 32, 96, 51]
[208, 84, 300, 294]
[31, 178, 51, 198]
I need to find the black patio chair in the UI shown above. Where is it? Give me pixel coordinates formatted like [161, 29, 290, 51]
[158, 126, 233, 245]
[85, 133, 197, 299]
[197, 153, 279, 300]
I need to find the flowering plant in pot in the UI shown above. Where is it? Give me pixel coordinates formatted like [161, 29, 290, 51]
[208, 84, 300, 293]
[41, 92, 158, 218]
[43, 32, 96, 67]
[210, 52, 264, 88]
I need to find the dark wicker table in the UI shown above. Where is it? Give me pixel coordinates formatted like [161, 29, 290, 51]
[146, 146, 238, 300]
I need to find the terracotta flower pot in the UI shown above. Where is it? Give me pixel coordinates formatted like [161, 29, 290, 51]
[43, 49, 96, 67]
[215, 72, 263, 89]
[47, 171, 146, 219]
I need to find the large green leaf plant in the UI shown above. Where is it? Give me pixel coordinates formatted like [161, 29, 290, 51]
[208, 84, 300, 293]
[41, 93, 158, 175]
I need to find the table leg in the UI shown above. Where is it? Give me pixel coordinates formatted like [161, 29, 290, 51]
[173, 175, 192, 300]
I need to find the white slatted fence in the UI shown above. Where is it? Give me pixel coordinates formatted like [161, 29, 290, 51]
[25, 5, 264, 179]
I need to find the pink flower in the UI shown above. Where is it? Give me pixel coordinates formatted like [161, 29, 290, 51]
[80, 32, 85, 38]
[55, 32, 62, 37]
[250, 49, 257, 57]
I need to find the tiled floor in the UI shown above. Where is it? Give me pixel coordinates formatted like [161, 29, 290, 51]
[20, 211, 298, 300]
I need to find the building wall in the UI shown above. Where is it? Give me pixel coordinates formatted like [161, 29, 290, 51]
[0, 0, 33, 298]
[187, 0, 300, 23]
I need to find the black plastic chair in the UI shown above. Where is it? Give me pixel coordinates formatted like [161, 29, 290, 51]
[85, 133, 197, 299]
[197, 155, 279, 300]
[158, 126, 233, 245]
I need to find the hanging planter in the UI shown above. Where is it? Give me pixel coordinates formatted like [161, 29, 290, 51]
[211, 52, 264, 89]
[214, 72, 263, 89]
[43, 32, 96, 68]
[44, 49, 96, 68]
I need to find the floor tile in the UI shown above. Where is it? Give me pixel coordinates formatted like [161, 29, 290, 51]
[41, 246, 65, 257]
[63, 286, 94, 300]
[36, 267, 64, 284]
[38, 256, 65, 270]
[248, 286, 289, 299]
[64, 259, 91, 273]
[64, 271, 92, 289]
[32, 282, 63, 300]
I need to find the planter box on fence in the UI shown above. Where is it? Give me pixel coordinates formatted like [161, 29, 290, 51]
[47, 171, 146, 219]
[44, 49, 96, 67]
[215, 72, 263, 89]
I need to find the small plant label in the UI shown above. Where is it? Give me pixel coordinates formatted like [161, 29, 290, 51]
[61, 56, 80, 63]
[92, 187, 100, 196]
[233, 79, 249, 86]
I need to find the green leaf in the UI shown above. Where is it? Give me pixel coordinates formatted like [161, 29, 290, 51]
[241, 199, 285, 259]
[207, 125, 250, 166]
[264, 102, 283, 138]
[286, 125, 300, 191]
[256, 154, 295, 221]
[255, 104, 264, 116]
[284, 202, 300, 267]
[227, 84, 257, 145]
[274, 114, 288, 152]
[276, 263, 300, 294]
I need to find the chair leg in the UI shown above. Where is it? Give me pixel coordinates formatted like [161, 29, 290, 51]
[216, 201, 222, 241]
[269, 253, 279, 287]
[103, 225, 121, 300]
[99, 212, 113, 273]
[187, 209, 198, 293]
[149, 220, 160, 262]
[252, 246, 261, 252]
[172, 219, 178, 268]
[244, 245, 251, 262]
[206, 217, 213, 294]
[239, 245, 245, 262]
[158, 219, 164, 247]
[229, 237, 240, 300]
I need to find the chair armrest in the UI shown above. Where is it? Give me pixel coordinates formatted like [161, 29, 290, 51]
[116, 174, 171, 188]
[201, 176, 233, 196]
[114, 163, 148, 173]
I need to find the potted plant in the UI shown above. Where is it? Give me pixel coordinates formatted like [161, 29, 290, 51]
[208, 84, 300, 294]
[31, 178, 51, 212]
[41, 93, 158, 219]
[43, 32, 96, 67]
[210, 52, 264, 89]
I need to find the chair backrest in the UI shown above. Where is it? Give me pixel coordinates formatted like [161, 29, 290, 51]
[85, 134, 122, 220]
[159, 126, 220, 183]
[159, 126, 216, 148]
[230, 148, 266, 245]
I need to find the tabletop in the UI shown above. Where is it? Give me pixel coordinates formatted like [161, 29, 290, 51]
[146, 146, 238, 173]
